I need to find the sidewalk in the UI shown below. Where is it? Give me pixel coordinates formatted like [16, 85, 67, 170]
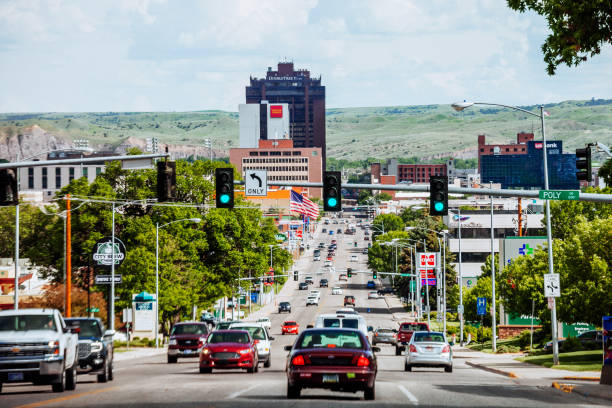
[383, 295, 413, 322]
[454, 347, 612, 402]
[114, 347, 166, 362]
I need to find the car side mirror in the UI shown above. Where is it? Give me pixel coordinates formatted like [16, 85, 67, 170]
[284, 345, 293, 351]
[104, 330, 116, 337]
[372, 346, 381, 353]
[306, 324, 313, 329]
[269, 336, 275, 341]
[367, 326, 374, 332]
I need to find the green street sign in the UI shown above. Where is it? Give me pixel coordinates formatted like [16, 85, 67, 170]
[409, 280, 416, 292]
[87, 307, 100, 313]
[539, 190, 579, 201]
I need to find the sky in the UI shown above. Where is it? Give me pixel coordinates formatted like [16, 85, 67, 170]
[1, 0, 611, 113]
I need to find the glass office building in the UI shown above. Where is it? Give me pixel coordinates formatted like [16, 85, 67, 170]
[481, 140, 579, 189]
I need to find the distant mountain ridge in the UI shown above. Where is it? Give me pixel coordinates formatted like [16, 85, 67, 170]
[1, 99, 610, 163]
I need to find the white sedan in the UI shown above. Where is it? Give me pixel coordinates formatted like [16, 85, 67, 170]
[368, 291, 379, 299]
[350, 255, 358, 262]
[306, 296, 319, 306]
[256, 317, 272, 329]
[331, 287, 343, 295]
[324, 260, 333, 267]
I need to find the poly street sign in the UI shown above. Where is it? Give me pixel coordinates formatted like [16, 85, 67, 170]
[477, 297, 487, 315]
[544, 273, 561, 297]
[539, 190, 579, 201]
[95, 274, 122, 284]
[245, 169, 267, 197]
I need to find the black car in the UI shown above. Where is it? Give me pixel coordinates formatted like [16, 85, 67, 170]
[320, 279, 329, 288]
[279, 301, 292, 313]
[337, 229, 342, 234]
[299, 282, 309, 290]
[64, 318, 114, 383]
[319, 243, 326, 248]
[200, 312, 218, 327]
[377, 288, 394, 296]
[322, 228, 327, 233]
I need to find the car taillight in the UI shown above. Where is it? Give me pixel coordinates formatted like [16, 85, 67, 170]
[442, 345, 450, 353]
[409, 345, 417, 353]
[356, 356, 370, 367]
[292, 355, 305, 366]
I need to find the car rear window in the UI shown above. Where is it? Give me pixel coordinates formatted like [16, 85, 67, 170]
[323, 318, 341, 328]
[171, 324, 208, 335]
[208, 331, 250, 344]
[285, 321, 297, 326]
[298, 330, 364, 349]
[342, 319, 358, 329]
[401, 323, 428, 331]
[377, 328, 394, 333]
[413, 332, 445, 343]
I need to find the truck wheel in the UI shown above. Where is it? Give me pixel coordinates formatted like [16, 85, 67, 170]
[52, 366, 66, 392]
[66, 364, 77, 391]
[98, 359, 108, 383]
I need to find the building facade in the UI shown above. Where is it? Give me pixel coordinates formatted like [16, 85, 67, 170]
[371, 158, 449, 184]
[478, 132, 534, 173]
[239, 102, 290, 148]
[246, 62, 326, 167]
[229, 139, 323, 198]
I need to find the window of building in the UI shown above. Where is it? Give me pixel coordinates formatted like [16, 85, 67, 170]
[55, 168, 62, 188]
[249, 151, 258, 156]
[260, 151, 268, 156]
[69, 167, 75, 181]
[282, 151, 291, 156]
[42, 167, 48, 189]
[28, 167, 34, 189]
[83, 167, 88, 179]
[96, 167, 102, 175]
[506, 148, 510, 152]
[270, 151, 281, 156]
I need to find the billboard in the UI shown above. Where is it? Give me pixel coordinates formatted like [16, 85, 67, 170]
[269, 105, 283, 118]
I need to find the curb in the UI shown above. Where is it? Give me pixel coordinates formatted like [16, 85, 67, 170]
[466, 360, 520, 378]
[562, 376, 600, 382]
[552, 382, 612, 402]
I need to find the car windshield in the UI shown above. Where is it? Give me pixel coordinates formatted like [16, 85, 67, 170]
[67, 319, 102, 338]
[401, 323, 428, 331]
[208, 331, 250, 344]
[298, 330, 364, 349]
[0, 315, 56, 332]
[215, 322, 234, 330]
[230, 325, 266, 340]
[413, 332, 445, 343]
[171, 324, 208, 335]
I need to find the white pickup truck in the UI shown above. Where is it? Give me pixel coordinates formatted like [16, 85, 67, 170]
[0, 308, 79, 393]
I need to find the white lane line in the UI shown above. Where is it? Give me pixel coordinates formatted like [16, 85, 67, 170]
[398, 384, 419, 405]
[228, 383, 259, 399]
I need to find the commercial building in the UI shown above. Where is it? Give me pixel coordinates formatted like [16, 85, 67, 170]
[246, 62, 326, 167]
[481, 140, 579, 189]
[371, 158, 452, 184]
[229, 139, 323, 198]
[478, 132, 534, 173]
[239, 102, 290, 148]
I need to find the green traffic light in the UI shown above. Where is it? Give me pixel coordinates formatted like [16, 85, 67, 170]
[220, 194, 230, 204]
[434, 202, 445, 212]
[327, 197, 337, 208]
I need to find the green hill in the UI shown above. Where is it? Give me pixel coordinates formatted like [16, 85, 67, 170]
[1, 99, 611, 163]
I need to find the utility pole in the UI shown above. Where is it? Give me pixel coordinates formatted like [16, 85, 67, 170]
[66, 194, 72, 317]
[490, 182, 496, 352]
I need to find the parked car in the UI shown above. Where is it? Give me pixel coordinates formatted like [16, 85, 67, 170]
[0, 309, 79, 393]
[64, 317, 114, 382]
[372, 328, 398, 346]
[282, 321, 299, 335]
[366, 280, 376, 289]
[320, 279, 329, 288]
[306, 296, 320, 306]
[368, 291, 379, 299]
[256, 317, 272, 330]
[545, 330, 603, 351]
[396, 322, 430, 355]
[167, 322, 210, 363]
[279, 302, 292, 313]
[344, 295, 356, 307]
[404, 331, 452, 373]
[199, 330, 259, 373]
[331, 287, 343, 295]
[299, 282, 309, 290]
[229, 323, 274, 368]
[285, 328, 378, 400]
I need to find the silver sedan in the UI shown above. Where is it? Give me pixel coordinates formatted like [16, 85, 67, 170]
[404, 331, 452, 373]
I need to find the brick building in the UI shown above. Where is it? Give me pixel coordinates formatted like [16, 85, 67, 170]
[478, 132, 534, 173]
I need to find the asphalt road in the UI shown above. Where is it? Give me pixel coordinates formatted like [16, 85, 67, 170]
[1, 217, 608, 407]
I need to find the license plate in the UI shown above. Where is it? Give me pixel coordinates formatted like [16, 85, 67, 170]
[322, 374, 339, 383]
[8, 372, 24, 381]
[183, 349, 192, 354]
[426, 346, 433, 352]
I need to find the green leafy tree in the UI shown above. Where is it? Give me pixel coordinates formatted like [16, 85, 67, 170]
[371, 213, 404, 237]
[374, 192, 392, 202]
[463, 276, 500, 326]
[598, 158, 612, 186]
[507, 1, 612, 75]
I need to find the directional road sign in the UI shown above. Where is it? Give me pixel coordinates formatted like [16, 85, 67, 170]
[539, 190, 579, 201]
[544, 273, 561, 297]
[477, 297, 487, 315]
[245, 170, 267, 197]
[95, 274, 122, 284]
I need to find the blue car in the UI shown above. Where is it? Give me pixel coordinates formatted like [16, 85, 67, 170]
[329, 230, 334, 235]
[366, 280, 376, 289]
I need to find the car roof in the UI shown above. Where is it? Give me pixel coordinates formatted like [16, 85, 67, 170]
[174, 321, 207, 325]
[229, 323, 265, 328]
[0, 308, 58, 316]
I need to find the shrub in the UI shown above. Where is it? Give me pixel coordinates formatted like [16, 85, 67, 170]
[477, 327, 492, 342]
[517, 330, 532, 349]
[496, 345, 521, 353]
[464, 325, 478, 342]
[560, 336, 583, 352]
[446, 313, 458, 322]
[447, 326, 458, 335]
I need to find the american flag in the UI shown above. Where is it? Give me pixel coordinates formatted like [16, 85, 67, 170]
[290, 190, 320, 218]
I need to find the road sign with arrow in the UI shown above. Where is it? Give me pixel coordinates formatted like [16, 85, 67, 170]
[245, 170, 267, 196]
[544, 273, 560, 297]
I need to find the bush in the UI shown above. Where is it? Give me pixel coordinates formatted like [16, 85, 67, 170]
[496, 345, 521, 353]
[447, 326, 459, 335]
[430, 311, 437, 320]
[477, 327, 492, 342]
[446, 312, 458, 322]
[560, 336, 583, 352]
[517, 330, 532, 350]
[464, 325, 478, 341]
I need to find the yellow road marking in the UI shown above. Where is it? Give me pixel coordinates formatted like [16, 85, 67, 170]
[15, 386, 118, 408]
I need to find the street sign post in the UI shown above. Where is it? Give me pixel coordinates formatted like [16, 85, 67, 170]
[245, 170, 267, 197]
[477, 297, 487, 315]
[544, 273, 561, 297]
[538, 190, 579, 201]
[95, 274, 123, 284]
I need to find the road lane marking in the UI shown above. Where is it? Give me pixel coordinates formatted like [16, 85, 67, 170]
[228, 383, 259, 399]
[15, 386, 118, 408]
[397, 384, 418, 405]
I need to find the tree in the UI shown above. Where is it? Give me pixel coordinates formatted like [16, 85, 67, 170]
[463, 276, 500, 326]
[371, 213, 404, 237]
[507, 1, 612, 75]
[374, 192, 392, 202]
[599, 158, 612, 186]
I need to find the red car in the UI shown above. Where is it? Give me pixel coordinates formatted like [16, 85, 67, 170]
[167, 322, 210, 363]
[285, 328, 378, 400]
[282, 321, 299, 335]
[395, 322, 429, 355]
[199, 330, 259, 373]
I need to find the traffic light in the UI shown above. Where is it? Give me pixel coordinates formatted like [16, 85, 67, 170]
[323, 171, 342, 211]
[215, 168, 234, 208]
[0, 168, 18, 206]
[575, 147, 592, 182]
[347, 267, 352, 278]
[156, 161, 176, 202]
[429, 176, 448, 216]
[293, 270, 298, 281]
[373, 271, 378, 279]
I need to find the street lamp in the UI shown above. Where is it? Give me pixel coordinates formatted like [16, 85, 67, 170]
[155, 217, 201, 348]
[452, 101, 559, 363]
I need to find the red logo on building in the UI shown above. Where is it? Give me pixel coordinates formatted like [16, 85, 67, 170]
[534, 142, 543, 149]
[270, 105, 283, 118]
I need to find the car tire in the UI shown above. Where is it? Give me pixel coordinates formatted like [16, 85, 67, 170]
[0, 382, 3, 393]
[108, 359, 114, 381]
[287, 383, 301, 399]
[264, 357, 271, 368]
[445, 365, 453, 373]
[200, 366, 212, 374]
[52, 365, 66, 393]
[167, 355, 178, 364]
[98, 359, 108, 383]
[395, 347, 401, 356]
[66, 363, 77, 391]
[364, 384, 375, 400]
[404, 362, 412, 372]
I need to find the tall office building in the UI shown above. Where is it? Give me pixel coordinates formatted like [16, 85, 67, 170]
[246, 62, 326, 167]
